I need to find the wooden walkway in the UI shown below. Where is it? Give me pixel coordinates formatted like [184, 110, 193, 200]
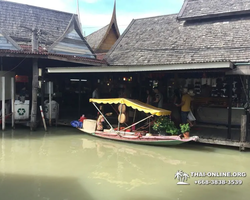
[191, 124, 250, 150]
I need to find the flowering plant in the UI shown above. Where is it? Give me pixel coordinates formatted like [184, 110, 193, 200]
[153, 116, 179, 135]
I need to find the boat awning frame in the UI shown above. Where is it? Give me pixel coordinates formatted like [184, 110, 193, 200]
[47, 62, 232, 73]
[90, 98, 171, 116]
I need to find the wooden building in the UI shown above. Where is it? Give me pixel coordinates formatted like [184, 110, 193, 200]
[85, 1, 120, 60]
[48, 0, 250, 149]
[0, 1, 105, 130]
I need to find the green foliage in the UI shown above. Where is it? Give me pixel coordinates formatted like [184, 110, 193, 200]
[179, 123, 190, 134]
[152, 116, 179, 135]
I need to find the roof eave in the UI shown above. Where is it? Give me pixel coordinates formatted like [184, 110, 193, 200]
[47, 61, 232, 73]
[0, 50, 105, 65]
[178, 10, 250, 21]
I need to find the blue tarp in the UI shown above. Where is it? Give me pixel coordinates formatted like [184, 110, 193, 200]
[71, 121, 83, 128]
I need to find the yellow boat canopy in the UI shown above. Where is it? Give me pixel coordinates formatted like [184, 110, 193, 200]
[89, 98, 171, 116]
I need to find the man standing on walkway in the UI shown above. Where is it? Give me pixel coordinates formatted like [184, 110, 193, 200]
[177, 88, 193, 124]
[153, 87, 163, 108]
[92, 86, 100, 99]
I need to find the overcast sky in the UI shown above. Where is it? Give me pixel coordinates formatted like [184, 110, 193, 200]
[6, 0, 184, 36]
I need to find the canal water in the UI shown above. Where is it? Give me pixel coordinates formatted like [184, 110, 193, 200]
[0, 127, 249, 200]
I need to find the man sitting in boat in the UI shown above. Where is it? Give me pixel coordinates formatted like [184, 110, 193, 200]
[96, 112, 105, 131]
[96, 106, 112, 131]
[138, 116, 156, 132]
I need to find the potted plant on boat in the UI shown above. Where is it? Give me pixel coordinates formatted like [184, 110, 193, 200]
[152, 116, 168, 135]
[179, 123, 190, 138]
[153, 116, 179, 135]
[165, 120, 180, 135]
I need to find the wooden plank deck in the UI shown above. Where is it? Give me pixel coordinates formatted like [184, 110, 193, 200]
[191, 124, 250, 150]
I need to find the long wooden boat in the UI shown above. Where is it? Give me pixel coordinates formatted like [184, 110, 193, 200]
[76, 98, 199, 146]
[78, 128, 198, 146]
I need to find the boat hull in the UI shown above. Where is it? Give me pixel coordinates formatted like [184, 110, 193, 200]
[78, 128, 199, 146]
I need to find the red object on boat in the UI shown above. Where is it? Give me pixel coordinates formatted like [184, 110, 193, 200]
[114, 127, 126, 131]
[79, 115, 86, 123]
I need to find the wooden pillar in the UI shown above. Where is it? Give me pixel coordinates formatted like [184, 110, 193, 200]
[11, 77, 15, 129]
[49, 81, 52, 126]
[240, 115, 247, 142]
[2, 76, 5, 131]
[30, 58, 39, 131]
[41, 68, 45, 112]
[78, 79, 81, 117]
[227, 76, 233, 139]
[240, 115, 247, 151]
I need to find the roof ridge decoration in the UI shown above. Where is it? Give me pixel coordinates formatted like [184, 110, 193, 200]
[48, 15, 95, 58]
[177, 0, 250, 21]
[95, 0, 120, 50]
[0, 31, 22, 51]
[86, 0, 120, 52]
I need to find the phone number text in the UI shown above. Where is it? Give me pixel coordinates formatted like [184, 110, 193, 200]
[194, 180, 243, 185]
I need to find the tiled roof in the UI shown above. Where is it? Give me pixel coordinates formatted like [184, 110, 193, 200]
[0, 1, 74, 48]
[178, 0, 250, 20]
[0, 1, 99, 63]
[86, 25, 109, 51]
[106, 14, 250, 66]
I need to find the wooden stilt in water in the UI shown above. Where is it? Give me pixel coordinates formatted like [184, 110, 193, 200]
[41, 68, 45, 116]
[2, 76, 5, 131]
[49, 81, 52, 127]
[40, 105, 47, 131]
[30, 58, 39, 131]
[11, 77, 15, 129]
[240, 114, 247, 151]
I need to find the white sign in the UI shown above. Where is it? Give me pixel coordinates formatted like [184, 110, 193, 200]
[175, 170, 247, 186]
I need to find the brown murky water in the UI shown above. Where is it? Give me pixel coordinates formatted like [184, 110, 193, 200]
[0, 127, 249, 200]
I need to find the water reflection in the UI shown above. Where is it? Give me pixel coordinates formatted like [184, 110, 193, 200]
[0, 127, 249, 200]
[81, 137, 193, 192]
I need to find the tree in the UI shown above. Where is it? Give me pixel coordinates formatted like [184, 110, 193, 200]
[175, 170, 183, 182]
[182, 173, 190, 182]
